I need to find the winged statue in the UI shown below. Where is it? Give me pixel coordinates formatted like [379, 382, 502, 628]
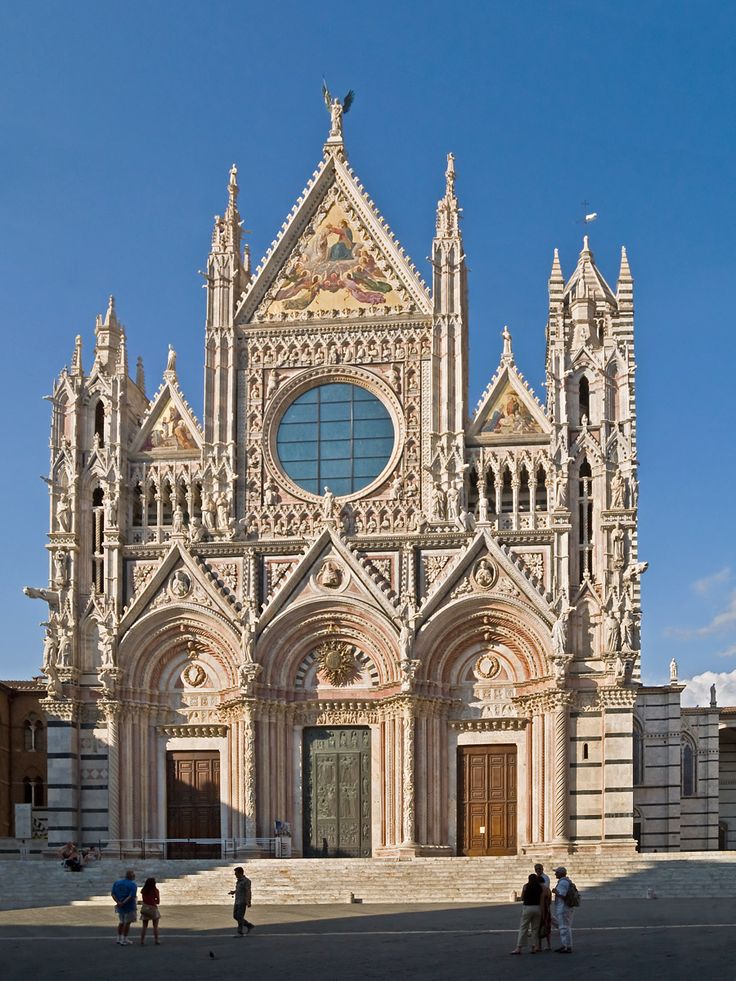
[322, 80, 355, 141]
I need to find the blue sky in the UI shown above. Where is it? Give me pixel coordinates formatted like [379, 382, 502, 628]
[1, 1, 734, 697]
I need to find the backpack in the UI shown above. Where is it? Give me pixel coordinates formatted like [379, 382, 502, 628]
[564, 880, 581, 908]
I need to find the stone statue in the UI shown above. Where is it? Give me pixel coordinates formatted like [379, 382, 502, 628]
[172, 503, 185, 534]
[611, 525, 626, 567]
[201, 491, 217, 533]
[266, 370, 280, 399]
[474, 559, 495, 589]
[604, 608, 620, 653]
[56, 491, 72, 532]
[189, 516, 203, 542]
[477, 494, 488, 523]
[166, 344, 177, 373]
[397, 617, 414, 662]
[321, 486, 336, 520]
[323, 82, 354, 141]
[432, 483, 446, 520]
[53, 550, 68, 587]
[104, 495, 117, 528]
[620, 609, 635, 653]
[710, 683, 717, 707]
[390, 475, 403, 500]
[552, 606, 572, 659]
[400, 657, 420, 693]
[669, 658, 678, 683]
[56, 620, 72, 667]
[98, 615, 116, 669]
[611, 470, 626, 509]
[264, 479, 278, 506]
[446, 483, 460, 520]
[42, 619, 59, 672]
[215, 493, 231, 532]
[630, 472, 639, 509]
[240, 608, 256, 664]
[316, 559, 342, 589]
[554, 476, 568, 510]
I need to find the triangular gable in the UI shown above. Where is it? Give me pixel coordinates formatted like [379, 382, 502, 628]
[564, 241, 616, 304]
[130, 377, 202, 456]
[469, 365, 549, 442]
[119, 542, 235, 635]
[259, 526, 401, 632]
[237, 154, 431, 324]
[417, 530, 554, 627]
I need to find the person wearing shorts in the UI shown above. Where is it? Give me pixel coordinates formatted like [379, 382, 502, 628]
[139, 877, 161, 946]
[111, 869, 138, 945]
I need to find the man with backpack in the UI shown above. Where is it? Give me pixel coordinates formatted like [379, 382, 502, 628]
[552, 865, 579, 953]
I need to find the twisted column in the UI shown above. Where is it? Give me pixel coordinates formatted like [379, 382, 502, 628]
[402, 710, 416, 845]
[102, 701, 121, 842]
[243, 707, 257, 840]
[552, 697, 570, 842]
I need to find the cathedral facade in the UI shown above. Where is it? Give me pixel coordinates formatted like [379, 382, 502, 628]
[27, 109, 733, 858]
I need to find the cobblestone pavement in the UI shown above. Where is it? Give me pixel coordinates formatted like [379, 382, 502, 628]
[0, 900, 730, 981]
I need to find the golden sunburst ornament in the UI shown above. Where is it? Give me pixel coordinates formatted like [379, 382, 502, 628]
[315, 639, 358, 686]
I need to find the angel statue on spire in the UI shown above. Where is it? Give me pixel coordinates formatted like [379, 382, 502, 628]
[322, 80, 355, 141]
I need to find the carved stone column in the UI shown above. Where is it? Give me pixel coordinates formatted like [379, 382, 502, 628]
[402, 709, 416, 846]
[243, 705, 257, 840]
[101, 700, 121, 842]
[550, 693, 571, 843]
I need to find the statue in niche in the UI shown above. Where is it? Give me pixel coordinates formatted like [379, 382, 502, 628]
[446, 483, 460, 520]
[604, 608, 621, 653]
[630, 472, 639, 509]
[551, 606, 573, 659]
[104, 495, 117, 528]
[98, 613, 116, 669]
[53, 550, 68, 587]
[201, 491, 217, 533]
[264, 479, 279, 506]
[172, 503, 185, 535]
[610, 470, 626, 509]
[390, 474, 403, 500]
[669, 657, 678, 683]
[216, 493, 231, 532]
[400, 657, 420, 693]
[477, 495, 488, 523]
[266, 369, 281, 399]
[611, 525, 626, 568]
[56, 490, 72, 532]
[432, 483, 446, 520]
[620, 609, 635, 653]
[554, 476, 568, 510]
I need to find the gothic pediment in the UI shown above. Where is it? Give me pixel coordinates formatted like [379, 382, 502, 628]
[236, 154, 431, 324]
[258, 526, 401, 631]
[119, 542, 238, 636]
[129, 377, 203, 457]
[416, 530, 554, 627]
[563, 238, 616, 304]
[469, 364, 549, 444]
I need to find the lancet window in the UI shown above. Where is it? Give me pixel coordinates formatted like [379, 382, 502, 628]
[578, 457, 593, 582]
[94, 400, 105, 446]
[91, 487, 104, 592]
[633, 719, 644, 786]
[682, 737, 697, 797]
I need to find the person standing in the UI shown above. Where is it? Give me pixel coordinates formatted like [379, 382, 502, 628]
[535, 866, 553, 952]
[139, 877, 161, 946]
[552, 866, 574, 953]
[111, 869, 138, 945]
[534, 863, 550, 888]
[510, 874, 543, 954]
[229, 867, 254, 936]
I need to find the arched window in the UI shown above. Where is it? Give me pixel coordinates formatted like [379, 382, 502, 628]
[486, 471, 496, 514]
[501, 467, 513, 513]
[146, 482, 158, 526]
[23, 777, 32, 804]
[161, 480, 173, 525]
[535, 465, 547, 512]
[192, 482, 203, 522]
[579, 375, 590, 424]
[682, 738, 697, 797]
[578, 457, 593, 582]
[467, 467, 479, 517]
[176, 479, 189, 523]
[633, 720, 644, 786]
[94, 400, 105, 446]
[132, 482, 143, 527]
[34, 777, 45, 807]
[518, 466, 530, 512]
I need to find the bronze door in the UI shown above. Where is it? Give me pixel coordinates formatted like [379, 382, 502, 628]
[458, 745, 517, 856]
[303, 727, 371, 858]
[166, 751, 221, 859]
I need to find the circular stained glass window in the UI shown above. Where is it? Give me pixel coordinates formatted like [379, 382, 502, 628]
[276, 383, 395, 496]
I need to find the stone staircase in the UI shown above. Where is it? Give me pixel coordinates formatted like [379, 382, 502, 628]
[2, 853, 736, 910]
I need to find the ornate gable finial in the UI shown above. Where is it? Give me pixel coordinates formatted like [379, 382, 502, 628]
[164, 344, 177, 380]
[501, 325, 514, 365]
[436, 152, 461, 238]
[322, 80, 354, 152]
[104, 294, 119, 328]
[550, 247, 564, 284]
[228, 163, 238, 207]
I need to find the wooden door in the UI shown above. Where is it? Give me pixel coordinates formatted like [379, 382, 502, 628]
[303, 727, 371, 858]
[458, 745, 517, 856]
[166, 751, 221, 859]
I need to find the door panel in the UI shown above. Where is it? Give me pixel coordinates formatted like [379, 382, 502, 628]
[458, 745, 517, 856]
[303, 727, 371, 858]
[166, 751, 221, 859]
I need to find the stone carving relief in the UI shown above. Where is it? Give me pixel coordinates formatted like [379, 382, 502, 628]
[183, 663, 207, 688]
[314, 558, 348, 592]
[169, 570, 192, 599]
[315, 639, 359, 687]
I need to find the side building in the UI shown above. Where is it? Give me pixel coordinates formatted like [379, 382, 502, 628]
[22, 110, 734, 857]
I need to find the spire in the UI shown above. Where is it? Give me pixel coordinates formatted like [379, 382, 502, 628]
[618, 245, 632, 282]
[581, 234, 592, 258]
[135, 355, 146, 395]
[211, 164, 242, 258]
[501, 325, 514, 365]
[93, 295, 124, 373]
[70, 335, 83, 377]
[117, 328, 128, 376]
[617, 245, 634, 312]
[104, 294, 119, 329]
[549, 248, 564, 285]
[436, 152, 461, 238]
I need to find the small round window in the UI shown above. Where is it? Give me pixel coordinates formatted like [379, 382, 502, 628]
[276, 383, 394, 496]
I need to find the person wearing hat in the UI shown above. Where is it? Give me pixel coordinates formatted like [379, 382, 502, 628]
[551, 866, 574, 952]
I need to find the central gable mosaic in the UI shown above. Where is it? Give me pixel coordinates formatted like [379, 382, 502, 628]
[260, 199, 405, 316]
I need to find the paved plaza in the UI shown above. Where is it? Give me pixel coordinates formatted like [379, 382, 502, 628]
[0, 900, 730, 981]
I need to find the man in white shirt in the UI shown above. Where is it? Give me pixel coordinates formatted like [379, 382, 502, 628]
[552, 865, 574, 952]
[534, 863, 550, 887]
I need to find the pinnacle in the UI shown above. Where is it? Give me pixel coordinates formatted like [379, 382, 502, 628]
[104, 295, 118, 327]
[618, 244, 633, 282]
[549, 247, 564, 282]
